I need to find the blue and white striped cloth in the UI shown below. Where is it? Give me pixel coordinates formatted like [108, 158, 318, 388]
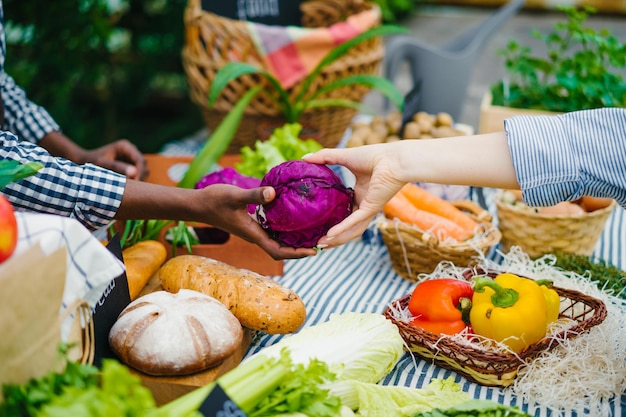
[163, 119, 625, 416]
[243, 202, 625, 417]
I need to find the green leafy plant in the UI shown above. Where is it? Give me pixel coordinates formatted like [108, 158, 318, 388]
[5, 0, 202, 154]
[546, 251, 626, 299]
[490, 6, 626, 112]
[208, 25, 408, 125]
[371, 0, 421, 23]
[0, 160, 43, 189]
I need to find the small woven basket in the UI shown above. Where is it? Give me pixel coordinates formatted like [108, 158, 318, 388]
[495, 193, 616, 258]
[383, 270, 608, 387]
[181, 0, 384, 153]
[377, 200, 502, 281]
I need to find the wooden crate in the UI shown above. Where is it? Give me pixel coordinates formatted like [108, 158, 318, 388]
[143, 154, 284, 276]
[478, 92, 560, 134]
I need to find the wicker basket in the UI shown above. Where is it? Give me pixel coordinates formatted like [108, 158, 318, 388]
[377, 200, 502, 281]
[181, 0, 384, 153]
[495, 193, 616, 258]
[383, 270, 608, 387]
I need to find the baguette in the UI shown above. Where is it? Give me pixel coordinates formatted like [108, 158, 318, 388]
[158, 255, 306, 334]
[122, 240, 167, 300]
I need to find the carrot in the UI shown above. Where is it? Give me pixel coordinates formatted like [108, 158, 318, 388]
[383, 193, 473, 241]
[399, 183, 478, 234]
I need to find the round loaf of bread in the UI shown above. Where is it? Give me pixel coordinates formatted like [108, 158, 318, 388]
[108, 289, 243, 376]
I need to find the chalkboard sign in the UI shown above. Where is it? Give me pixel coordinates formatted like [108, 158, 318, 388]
[198, 384, 247, 416]
[201, 0, 303, 26]
[92, 234, 131, 367]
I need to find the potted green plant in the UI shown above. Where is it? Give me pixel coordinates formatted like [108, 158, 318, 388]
[206, 24, 407, 147]
[176, 24, 408, 190]
[479, 5, 626, 134]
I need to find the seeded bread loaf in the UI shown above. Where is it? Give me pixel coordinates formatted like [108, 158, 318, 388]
[158, 255, 306, 334]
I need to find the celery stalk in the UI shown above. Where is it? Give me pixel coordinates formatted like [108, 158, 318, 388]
[150, 351, 290, 417]
[226, 358, 291, 413]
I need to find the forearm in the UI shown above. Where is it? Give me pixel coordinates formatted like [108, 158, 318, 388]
[394, 132, 520, 189]
[38, 130, 88, 162]
[115, 180, 202, 222]
[0, 134, 125, 230]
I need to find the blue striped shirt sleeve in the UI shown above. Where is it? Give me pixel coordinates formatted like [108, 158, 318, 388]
[0, 131, 126, 230]
[504, 107, 626, 208]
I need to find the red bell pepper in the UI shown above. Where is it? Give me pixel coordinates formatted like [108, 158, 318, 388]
[408, 278, 473, 335]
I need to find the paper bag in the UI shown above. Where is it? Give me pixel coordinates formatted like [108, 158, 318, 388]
[0, 243, 93, 398]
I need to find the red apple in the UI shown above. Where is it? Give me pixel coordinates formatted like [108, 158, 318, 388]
[0, 195, 17, 263]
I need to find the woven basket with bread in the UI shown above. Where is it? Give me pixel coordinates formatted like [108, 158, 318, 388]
[378, 183, 501, 281]
[182, 0, 384, 153]
[383, 268, 608, 387]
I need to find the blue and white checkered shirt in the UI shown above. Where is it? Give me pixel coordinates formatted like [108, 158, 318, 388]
[0, 0, 126, 231]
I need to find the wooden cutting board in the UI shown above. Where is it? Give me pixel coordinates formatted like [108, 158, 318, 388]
[131, 272, 254, 406]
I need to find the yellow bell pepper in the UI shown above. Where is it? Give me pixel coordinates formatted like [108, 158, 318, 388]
[470, 273, 551, 353]
[537, 279, 561, 324]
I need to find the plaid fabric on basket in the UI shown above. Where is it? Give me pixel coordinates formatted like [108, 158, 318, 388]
[245, 6, 380, 88]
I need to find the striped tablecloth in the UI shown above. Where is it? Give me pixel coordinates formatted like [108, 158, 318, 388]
[243, 197, 625, 417]
[162, 130, 625, 417]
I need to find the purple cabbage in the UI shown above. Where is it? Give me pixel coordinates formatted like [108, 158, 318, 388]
[257, 160, 354, 248]
[195, 167, 261, 189]
[195, 167, 261, 214]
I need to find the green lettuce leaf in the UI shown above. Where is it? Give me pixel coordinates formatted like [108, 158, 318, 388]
[236, 123, 323, 178]
[327, 377, 470, 417]
[254, 312, 405, 384]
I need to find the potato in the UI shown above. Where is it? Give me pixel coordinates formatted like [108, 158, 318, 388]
[347, 133, 366, 148]
[413, 111, 434, 124]
[537, 202, 586, 216]
[365, 131, 387, 145]
[158, 255, 306, 334]
[385, 111, 402, 125]
[385, 114, 402, 134]
[430, 126, 464, 138]
[351, 121, 370, 131]
[370, 115, 385, 126]
[435, 112, 454, 127]
[416, 118, 434, 134]
[402, 121, 422, 139]
[385, 134, 401, 143]
[371, 121, 389, 137]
